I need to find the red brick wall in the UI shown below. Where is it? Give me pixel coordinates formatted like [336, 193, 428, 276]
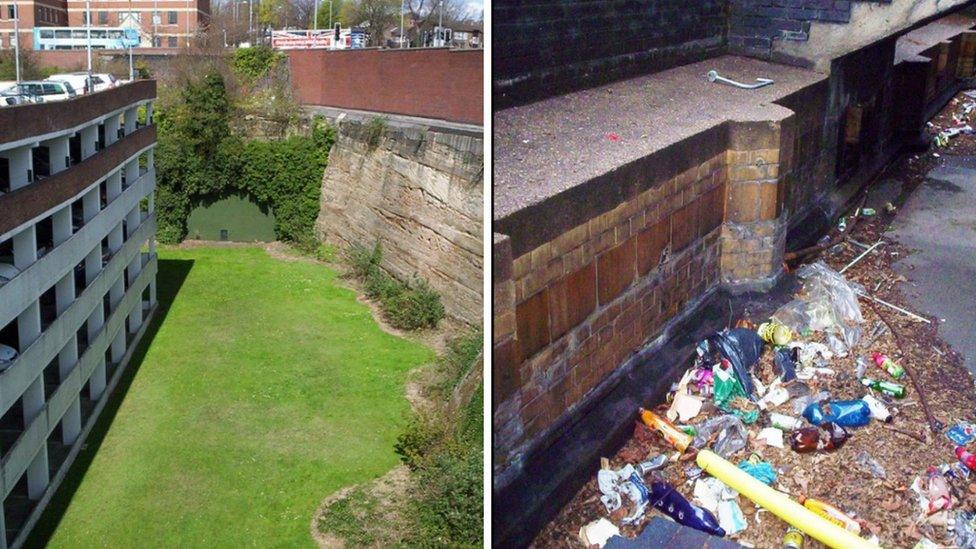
[287, 48, 483, 125]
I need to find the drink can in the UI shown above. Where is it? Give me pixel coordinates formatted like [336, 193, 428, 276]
[783, 527, 804, 548]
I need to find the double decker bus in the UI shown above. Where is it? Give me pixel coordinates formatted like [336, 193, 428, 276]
[33, 27, 141, 50]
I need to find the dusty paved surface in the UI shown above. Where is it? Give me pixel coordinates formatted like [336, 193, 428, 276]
[888, 155, 976, 374]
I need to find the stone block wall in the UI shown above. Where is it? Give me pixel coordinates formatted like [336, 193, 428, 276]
[492, 115, 808, 479]
[493, 0, 727, 107]
[729, 0, 893, 59]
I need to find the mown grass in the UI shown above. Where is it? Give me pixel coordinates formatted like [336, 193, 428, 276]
[32, 246, 432, 548]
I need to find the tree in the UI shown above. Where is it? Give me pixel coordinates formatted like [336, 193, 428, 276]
[341, 0, 399, 46]
[404, 0, 476, 46]
[312, 0, 344, 29]
[258, 0, 289, 28]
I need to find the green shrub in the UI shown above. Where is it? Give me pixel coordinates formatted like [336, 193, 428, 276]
[232, 45, 284, 82]
[385, 278, 445, 331]
[345, 241, 382, 279]
[407, 445, 483, 548]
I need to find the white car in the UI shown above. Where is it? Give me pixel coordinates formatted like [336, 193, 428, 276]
[0, 344, 17, 369]
[48, 72, 116, 94]
[9, 80, 76, 102]
[0, 263, 18, 285]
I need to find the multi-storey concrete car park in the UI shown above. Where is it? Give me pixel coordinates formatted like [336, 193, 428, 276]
[0, 81, 157, 547]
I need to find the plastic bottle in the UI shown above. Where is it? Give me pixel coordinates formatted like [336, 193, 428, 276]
[767, 412, 804, 431]
[649, 480, 726, 537]
[861, 394, 892, 423]
[797, 496, 861, 534]
[802, 400, 871, 428]
[783, 526, 805, 548]
[956, 446, 976, 470]
[860, 377, 906, 399]
[870, 352, 905, 379]
[639, 408, 692, 452]
[789, 423, 848, 453]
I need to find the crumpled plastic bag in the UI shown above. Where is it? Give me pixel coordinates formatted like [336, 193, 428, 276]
[792, 390, 830, 415]
[692, 415, 748, 457]
[795, 261, 865, 352]
[692, 477, 746, 536]
[738, 458, 778, 484]
[771, 300, 811, 334]
[698, 329, 764, 397]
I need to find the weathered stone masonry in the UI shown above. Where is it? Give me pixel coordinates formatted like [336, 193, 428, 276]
[315, 120, 483, 325]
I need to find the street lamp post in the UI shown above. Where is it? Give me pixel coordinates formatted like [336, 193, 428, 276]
[86, 0, 93, 93]
[12, 2, 20, 83]
[314, 0, 318, 30]
[399, 0, 404, 48]
[128, 44, 134, 80]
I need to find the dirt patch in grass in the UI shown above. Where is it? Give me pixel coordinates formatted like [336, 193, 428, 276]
[312, 466, 415, 548]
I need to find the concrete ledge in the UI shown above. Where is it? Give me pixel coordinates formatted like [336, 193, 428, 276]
[0, 126, 156, 239]
[0, 81, 155, 150]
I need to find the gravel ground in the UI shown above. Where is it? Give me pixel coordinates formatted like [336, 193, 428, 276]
[532, 93, 976, 549]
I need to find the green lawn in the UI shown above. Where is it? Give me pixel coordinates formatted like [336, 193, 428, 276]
[31, 246, 432, 548]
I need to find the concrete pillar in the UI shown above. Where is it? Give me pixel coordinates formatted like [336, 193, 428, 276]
[88, 302, 106, 400]
[53, 206, 72, 246]
[1, 146, 32, 190]
[109, 223, 123, 255]
[128, 294, 143, 334]
[90, 360, 106, 401]
[13, 224, 36, 270]
[148, 192, 155, 214]
[106, 171, 122, 201]
[110, 329, 125, 364]
[44, 136, 70, 174]
[110, 277, 123, 313]
[147, 147, 155, 170]
[146, 102, 153, 125]
[82, 186, 100, 222]
[0, 500, 7, 549]
[85, 246, 102, 287]
[80, 125, 98, 160]
[126, 206, 141, 243]
[62, 396, 82, 445]
[26, 445, 49, 500]
[104, 114, 121, 146]
[149, 279, 157, 306]
[124, 158, 139, 186]
[124, 107, 137, 134]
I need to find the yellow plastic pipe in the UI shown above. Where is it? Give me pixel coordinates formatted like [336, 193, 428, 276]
[696, 449, 877, 549]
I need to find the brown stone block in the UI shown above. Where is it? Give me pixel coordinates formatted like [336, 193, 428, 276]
[700, 183, 726, 235]
[516, 289, 550, 362]
[492, 337, 520, 403]
[636, 217, 670, 276]
[549, 262, 597, 340]
[671, 199, 699, 252]
[726, 182, 760, 223]
[729, 120, 781, 150]
[759, 181, 780, 220]
[597, 236, 637, 304]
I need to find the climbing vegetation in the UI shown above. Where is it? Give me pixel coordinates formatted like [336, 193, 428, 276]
[154, 70, 335, 250]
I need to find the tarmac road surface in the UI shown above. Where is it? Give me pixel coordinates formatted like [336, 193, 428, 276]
[887, 155, 976, 374]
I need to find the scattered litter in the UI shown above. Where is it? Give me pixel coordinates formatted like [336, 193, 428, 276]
[756, 427, 785, 448]
[651, 479, 725, 536]
[862, 394, 893, 423]
[855, 451, 887, 479]
[636, 455, 669, 475]
[699, 329, 764, 398]
[798, 495, 862, 534]
[578, 518, 619, 548]
[692, 415, 748, 458]
[911, 468, 953, 515]
[738, 457, 777, 484]
[792, 390, 830, 415]
[789, 422, 849, 453]
[947, 422, 976, 446]
[795, 261, 865, 352]
[801, 399, 872, 428]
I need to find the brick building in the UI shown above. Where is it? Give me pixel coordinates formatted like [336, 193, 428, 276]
[0, 81, 158, 547]
[0, 0, 208, 50]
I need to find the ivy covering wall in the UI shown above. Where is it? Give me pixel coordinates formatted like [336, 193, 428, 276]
[154, 53, 334, 250]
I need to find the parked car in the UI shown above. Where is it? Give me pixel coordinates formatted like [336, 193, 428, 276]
[0, 263, 18, 285]
[0, 84, 40, 105]
[0, 344, 17, 370]
[6, 80, 76, 102]
[47, 72, 116, 94]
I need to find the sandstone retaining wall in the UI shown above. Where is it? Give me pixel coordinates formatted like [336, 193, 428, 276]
[315, 121, 483, 325]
